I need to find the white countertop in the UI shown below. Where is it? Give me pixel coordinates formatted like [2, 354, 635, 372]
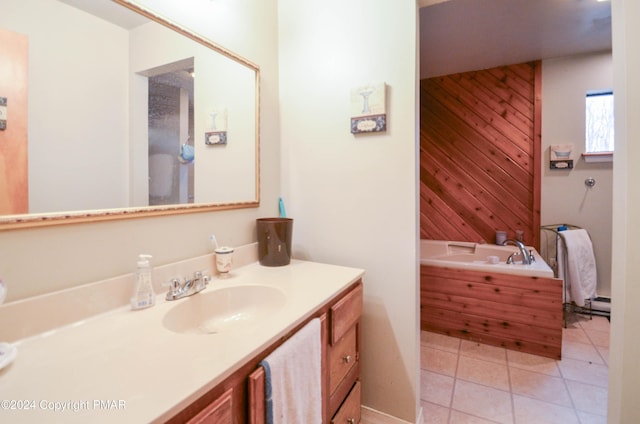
[0, 260, 364, 423]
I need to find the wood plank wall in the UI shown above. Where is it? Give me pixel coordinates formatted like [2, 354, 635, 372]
[420, 62, 541, 248]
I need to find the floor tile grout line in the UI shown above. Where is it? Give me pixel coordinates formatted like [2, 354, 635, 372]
[587, 320, 611, 369]
[453, 375, 514, 395]
[509, 389, 584, 412]
[421, 327, 609, 424]
[420, 341, 459, 354]
[590, 333, 610, 365]
[561, 364, 584, 423]
[452, 344, 514, 424]
[562, 376, 609, 390]
[595, 345, 609, 367]
[420, 341, 460, 355]
[506, 352, 516, 424]
[449, 339, 462, 408]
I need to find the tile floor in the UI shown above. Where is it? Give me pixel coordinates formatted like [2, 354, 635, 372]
[420, 314, 610, 424]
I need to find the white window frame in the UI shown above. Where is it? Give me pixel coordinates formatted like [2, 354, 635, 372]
[584, 90, 614, 162]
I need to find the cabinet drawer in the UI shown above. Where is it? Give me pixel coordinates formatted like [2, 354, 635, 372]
[330, 283, 363, 345]
[331, 381, 361, 424]
[329, 325, 357, 395]
[187, 388, 233, 424]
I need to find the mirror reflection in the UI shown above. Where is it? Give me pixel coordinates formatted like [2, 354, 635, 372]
[0, 0, 259, 227]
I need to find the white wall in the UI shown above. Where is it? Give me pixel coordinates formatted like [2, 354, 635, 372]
[278, 0, 420, 421]
[609, 0, 640, 421]
[0, 0, 280, 302]
[541, 52, 613, 297]
[0, 0, 130, 213]
[127, 21, 256, 204]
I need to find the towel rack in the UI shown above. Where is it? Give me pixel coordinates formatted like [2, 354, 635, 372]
[540, 224, 593, 327]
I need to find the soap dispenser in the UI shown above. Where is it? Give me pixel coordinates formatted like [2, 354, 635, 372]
[131, 254, 155, 310]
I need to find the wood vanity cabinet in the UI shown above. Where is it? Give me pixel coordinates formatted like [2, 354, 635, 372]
[166, 280, 363, 424]
[186, 388, 233, 424]
[327, 283, 362, 423]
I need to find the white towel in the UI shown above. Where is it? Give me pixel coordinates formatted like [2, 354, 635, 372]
[260, 318, 322, 424]
[557, 229, 597, 307]
[149, 153, 174, 198]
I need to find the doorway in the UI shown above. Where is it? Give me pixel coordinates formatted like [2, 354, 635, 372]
[147, 66, 194, 206]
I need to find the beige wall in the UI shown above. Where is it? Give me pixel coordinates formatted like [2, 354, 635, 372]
[278, 0, 420, 421]
[0, 0, 130, 213]
[126, 20, 257, 205]
[609, 0, 640, 421]
[541, 52, 613, 297]
[0, 0, 281, 302]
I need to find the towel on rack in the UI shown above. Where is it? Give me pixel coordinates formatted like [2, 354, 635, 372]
[557, 229, 597, 307]
[259, 318, 322, 424]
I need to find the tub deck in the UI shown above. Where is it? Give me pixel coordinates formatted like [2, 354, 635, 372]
[421, 240, 554, 277]
[420, 241, 563, 359]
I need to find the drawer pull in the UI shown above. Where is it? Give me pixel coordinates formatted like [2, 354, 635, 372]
[342, 355, 352, 364]
[347, 418, 356, 424]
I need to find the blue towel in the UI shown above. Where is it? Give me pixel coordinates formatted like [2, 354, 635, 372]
[179, 144, 195, 163]
[259, 360, 274, 424]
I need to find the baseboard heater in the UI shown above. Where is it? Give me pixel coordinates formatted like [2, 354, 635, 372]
[572, 296, 610, 319]
[591, 296, 611, 315]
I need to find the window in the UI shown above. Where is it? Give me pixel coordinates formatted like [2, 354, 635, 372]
[585, 90, 614, 153]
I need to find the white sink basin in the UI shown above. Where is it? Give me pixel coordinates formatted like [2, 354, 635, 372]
[162, 285, 286, 335]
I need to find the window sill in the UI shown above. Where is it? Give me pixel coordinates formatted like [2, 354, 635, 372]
[582, 152, 613, 163]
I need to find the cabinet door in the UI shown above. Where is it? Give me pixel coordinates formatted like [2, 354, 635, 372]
[248, 367, 266, 424]
[187, 388, 233, 424]
[328, 283, 362, 418]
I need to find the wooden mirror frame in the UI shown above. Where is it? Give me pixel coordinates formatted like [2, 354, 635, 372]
[0, 0, 260, 231]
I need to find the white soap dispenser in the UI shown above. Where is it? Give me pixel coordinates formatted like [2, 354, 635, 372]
[131, 254, 155, 310]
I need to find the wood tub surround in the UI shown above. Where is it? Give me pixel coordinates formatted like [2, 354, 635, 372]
[421, 265, 563, 359]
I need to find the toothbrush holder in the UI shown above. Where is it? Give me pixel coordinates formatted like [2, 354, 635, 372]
[215, 246, 234, 276]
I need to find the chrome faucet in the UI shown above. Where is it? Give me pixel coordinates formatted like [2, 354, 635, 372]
[165, 271, 210, 301]
[503, 239, 534, 265]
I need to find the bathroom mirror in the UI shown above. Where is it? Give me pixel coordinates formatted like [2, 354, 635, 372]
[0, 0, 260, 230]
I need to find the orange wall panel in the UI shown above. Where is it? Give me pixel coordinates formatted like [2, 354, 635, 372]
[0, 28, 29, 214]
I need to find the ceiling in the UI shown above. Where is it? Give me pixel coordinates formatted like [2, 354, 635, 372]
[59, 0, 611, 80]
[419, 0, 612, 79]
[59, 0, 149, 29]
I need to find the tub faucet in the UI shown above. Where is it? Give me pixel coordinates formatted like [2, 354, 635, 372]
[503, 239, 533, 265]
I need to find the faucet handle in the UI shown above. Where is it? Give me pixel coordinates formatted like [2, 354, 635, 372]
[195, 271, 211, 292]
[163, 278, 182, 300]
[164, 278, 180, 291]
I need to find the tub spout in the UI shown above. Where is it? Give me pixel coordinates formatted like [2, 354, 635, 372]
[503, 239, 532, 265]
